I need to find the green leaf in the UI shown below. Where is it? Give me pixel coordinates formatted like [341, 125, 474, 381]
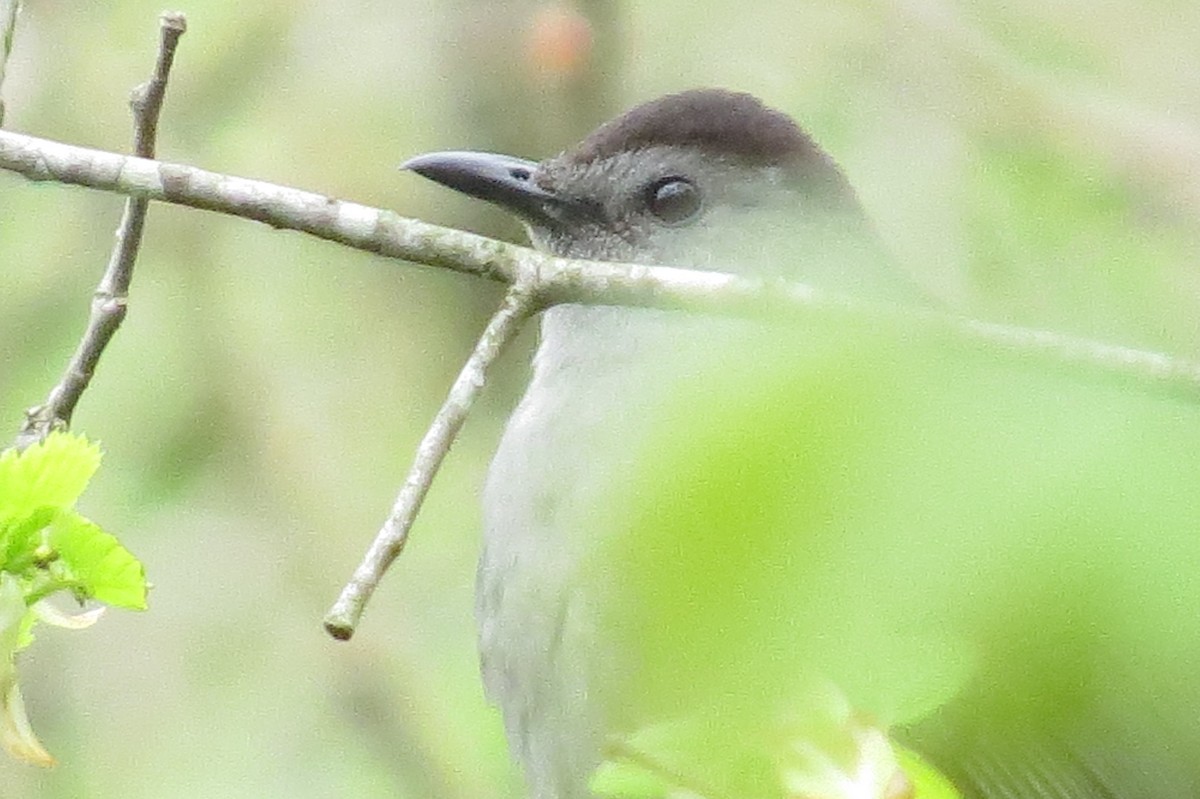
[0, 433, 146, 612]
[50, 511, 147, 610]
[0, 506, 55, 569]
[583, 325, 1200, 795]
[0, 431, 102, 522]
[593, 716, 776, 799]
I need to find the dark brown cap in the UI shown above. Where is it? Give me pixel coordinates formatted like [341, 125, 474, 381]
[556, 89, 857, 209]
[562, 89, 827, 169]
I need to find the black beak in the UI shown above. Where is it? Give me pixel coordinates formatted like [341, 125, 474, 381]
[402, 151, 594, 227]
[402, 151, 552, 223]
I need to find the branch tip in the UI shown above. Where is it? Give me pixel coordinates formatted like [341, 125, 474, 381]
[323, 616, 355, 642]
[160, 11, 187, 33]
[322, 285, 538, 639]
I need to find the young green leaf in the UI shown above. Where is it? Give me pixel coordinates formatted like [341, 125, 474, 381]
[50, 510, 148, 610]
[0, 432, 147, 766]
[0, 431, 101, 522]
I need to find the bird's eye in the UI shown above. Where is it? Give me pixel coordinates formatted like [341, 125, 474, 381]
[646, 177, 702, 224]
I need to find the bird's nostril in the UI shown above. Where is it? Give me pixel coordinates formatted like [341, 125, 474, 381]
[510, 167, 531, 181]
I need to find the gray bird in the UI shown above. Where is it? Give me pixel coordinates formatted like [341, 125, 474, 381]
[404, 89, 929, 798]
[403, 90, 1200, 799]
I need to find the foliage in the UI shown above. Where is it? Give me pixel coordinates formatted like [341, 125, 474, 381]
[584, 328, 1200, 796]
[0, 432, 146, 766]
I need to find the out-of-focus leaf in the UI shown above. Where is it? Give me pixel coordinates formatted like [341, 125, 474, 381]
[0, 677, 54, 768]
[602, 714, 780, 799]
[583, 324, 1200, 795]
[896, 746, 961, 799]
[0, 573, 53, 767]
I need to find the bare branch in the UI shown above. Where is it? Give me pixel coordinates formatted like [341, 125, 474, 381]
[0, 128, 523, 282]
[2, 128, 1200, 404]
[13, 14, 187, 449]
[323, 283, 541, 640]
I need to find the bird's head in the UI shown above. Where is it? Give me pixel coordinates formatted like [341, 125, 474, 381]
[404, 89, 902, 296]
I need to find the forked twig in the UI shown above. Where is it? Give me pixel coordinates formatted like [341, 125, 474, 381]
[13, 12, 187, 449]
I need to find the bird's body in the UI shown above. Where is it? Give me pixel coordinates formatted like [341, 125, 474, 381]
[479, 304, 696, 798]
[408, 89, 925, 799]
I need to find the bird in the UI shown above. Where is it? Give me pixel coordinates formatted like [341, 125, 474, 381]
[403, 88, 931, 798]
[403, 90, 1200, 799]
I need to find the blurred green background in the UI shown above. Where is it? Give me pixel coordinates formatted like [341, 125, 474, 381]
[1, 0, 1199, 797]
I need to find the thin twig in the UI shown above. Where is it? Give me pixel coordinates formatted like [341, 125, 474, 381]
[0, 0, 20, 128]
[13, 13, 186, 449]
[131, 13, 186, 158]
[323, 283, 542, 640]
